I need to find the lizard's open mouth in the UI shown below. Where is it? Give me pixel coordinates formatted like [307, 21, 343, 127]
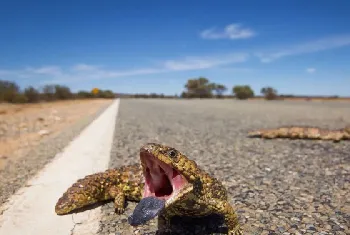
[140, 151, 187, 201]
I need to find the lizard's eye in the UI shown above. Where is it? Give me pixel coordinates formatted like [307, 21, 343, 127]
[167, 149, 177, 158]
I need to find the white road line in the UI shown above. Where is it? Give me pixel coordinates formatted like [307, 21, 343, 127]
[0, 99, 120, 235]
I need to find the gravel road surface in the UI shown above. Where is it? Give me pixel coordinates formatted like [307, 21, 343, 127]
[99, 99, 350, 235]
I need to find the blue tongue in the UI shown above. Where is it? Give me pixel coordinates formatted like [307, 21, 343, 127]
[128, 196, 166, 226]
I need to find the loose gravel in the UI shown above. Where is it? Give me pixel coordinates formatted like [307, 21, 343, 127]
[98, 99, 350, 235]
[0, 101, 112, 208]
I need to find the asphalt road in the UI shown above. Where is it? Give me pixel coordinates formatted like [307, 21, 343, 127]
[1, 99, 349, 235]
[98, 99, 350, 235]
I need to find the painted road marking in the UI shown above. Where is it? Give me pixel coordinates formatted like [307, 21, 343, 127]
[0, 99, 120, 235]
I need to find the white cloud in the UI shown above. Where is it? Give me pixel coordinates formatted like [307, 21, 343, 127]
[1, 66, 62, 79]
[0, 53, 249, 85]
[102, 68, 164, 78]
[200, 23, 256, 40]
[256, 34, 350, 63]
[26, 66, 62, 76]
[306, 68, 316, 73]
[71, 64, 99, 71]
[163, 53, 249, 71]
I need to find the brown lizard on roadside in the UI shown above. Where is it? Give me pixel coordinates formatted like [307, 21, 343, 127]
[247, 125, 350, 142]
[55, 143, 243, 234]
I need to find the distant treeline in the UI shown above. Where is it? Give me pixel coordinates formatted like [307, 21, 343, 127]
[118, 78, 284, 100]
[0, 78, 346, 104]
[0, 80, 115, 103]
[119, 77, 281, 100]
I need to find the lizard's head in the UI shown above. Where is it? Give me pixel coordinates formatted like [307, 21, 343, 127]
[140, 143, 200, 208]
[247, 129, 263, 137]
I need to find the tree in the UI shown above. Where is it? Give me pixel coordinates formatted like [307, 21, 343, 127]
[181, 91, 189, 98]
[213, 84, 227, 98]
[24, 86, 40, 103]
[0, 80, 21, 102]
[232, 85, 255, 100]
[261, 87, 278, 100]
[184, 77, 215, 98]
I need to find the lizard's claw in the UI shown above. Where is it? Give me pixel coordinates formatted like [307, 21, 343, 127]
[228, 228, 244, 235]
[114, 207, 125, 215]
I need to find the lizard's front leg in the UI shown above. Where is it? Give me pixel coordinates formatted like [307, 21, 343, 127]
[108, 186, 125, 214]
[200, 199, 243, 235]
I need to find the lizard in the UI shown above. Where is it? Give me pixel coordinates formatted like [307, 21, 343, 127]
[55, 143, 243, 235]
[247, 125, 350, 142]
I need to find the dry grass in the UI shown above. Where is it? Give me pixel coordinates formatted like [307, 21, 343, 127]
[0, 98, 111, 115]
[0, 99, 113, 169]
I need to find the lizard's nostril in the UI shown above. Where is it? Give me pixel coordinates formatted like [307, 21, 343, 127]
[141, 143, 155, 153]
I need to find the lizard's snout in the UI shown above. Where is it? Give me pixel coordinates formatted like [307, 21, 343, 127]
[140, 143, 162, 153]
[140, 144, 153, 153]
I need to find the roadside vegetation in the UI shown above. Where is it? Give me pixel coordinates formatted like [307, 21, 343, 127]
[0, 80, 115, 103]
[0, 78, 344, 104]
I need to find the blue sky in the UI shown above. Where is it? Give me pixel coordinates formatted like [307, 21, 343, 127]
[1, 0, 350, 96]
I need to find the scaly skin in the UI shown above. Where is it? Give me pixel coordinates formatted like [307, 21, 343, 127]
[247, 125, 350, 142]
[55, 143, 243, 235]
[55, 164, 144, 215]
[141, 143, 242, 234]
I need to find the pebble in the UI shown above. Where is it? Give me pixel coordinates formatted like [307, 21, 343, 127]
[306, 224, 316, 231]
[38, 129, 50, 136]
[0, 155, 8, 160]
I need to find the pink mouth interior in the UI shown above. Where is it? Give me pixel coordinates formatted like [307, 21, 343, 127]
[141, 152, 187, 200]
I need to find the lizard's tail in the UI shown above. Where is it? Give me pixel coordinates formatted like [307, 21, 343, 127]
[247, 126, 350, 141]
[55, 171, 111, 215]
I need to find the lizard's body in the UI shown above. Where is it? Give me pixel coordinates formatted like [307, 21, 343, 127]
[55, 143, 243, 234]
[55, 164, 144, 214]
[247, 125, 350, 142]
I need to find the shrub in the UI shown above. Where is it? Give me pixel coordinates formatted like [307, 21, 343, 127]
[42, 85, 56, 101]
[98, 90, 115, 99]
[24, 86, 40, 103]
[12, 94, 28, 103]
[77, 90, 94, 99]
[0, 80, 21, 102]
[261, 87, 278, 100]
[54, 85, 72, 100]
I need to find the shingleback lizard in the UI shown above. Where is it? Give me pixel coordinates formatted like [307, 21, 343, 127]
[55, 143, 243, 234]
[247, 125, 350, 142]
